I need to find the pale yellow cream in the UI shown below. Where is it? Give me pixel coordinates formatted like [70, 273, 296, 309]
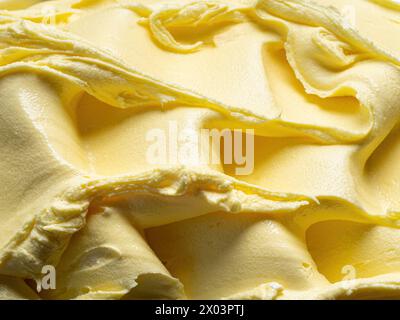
[0, 0, 400, 300]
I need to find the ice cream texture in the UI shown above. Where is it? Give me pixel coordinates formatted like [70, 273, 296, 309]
[1, 0, 400, 299]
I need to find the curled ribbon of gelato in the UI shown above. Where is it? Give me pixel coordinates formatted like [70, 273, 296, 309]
[1, 0, 400, 300]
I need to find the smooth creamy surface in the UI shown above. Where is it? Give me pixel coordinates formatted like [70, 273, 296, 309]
[0, 0, 400, 300]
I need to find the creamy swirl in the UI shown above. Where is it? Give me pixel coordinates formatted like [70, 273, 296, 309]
[0, 0, 400, 299]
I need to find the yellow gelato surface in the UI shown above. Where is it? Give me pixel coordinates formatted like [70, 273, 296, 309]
[1, 0, 400, 300]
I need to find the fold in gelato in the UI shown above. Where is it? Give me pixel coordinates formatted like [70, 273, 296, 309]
[1, 0, 400, 299]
